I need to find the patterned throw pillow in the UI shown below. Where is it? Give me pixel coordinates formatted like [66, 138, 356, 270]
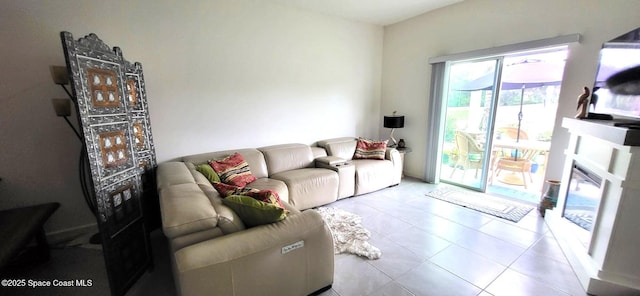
[213, 182, 285, 209]
[222, 195, 287, 228]
[213, 182, 257, 196]
[243, 189, 285, 209]
[209, 153, 257, 187]
[353, 138, 388, 160]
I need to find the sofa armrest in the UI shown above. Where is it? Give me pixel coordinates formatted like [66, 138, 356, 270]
[174, 210, 334, 296]
[311, 146, 328, 158]
[315, 156, 348, 166]
[386, 147, 400, 161]
[386, 148, 403, 184]
[315, 156, 355, 199]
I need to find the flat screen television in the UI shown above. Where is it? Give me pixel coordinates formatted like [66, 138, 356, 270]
[591, 28, 640, 122]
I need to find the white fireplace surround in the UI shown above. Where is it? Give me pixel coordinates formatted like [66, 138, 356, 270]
[545, 118, 640, 295]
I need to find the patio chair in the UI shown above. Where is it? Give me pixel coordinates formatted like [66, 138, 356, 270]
[495, 127, 529, 158]
[491, 127, 536, 188]
[498, 127, 528, 140]
[491, 149, 536, 189]
[449, 130, 484, 179]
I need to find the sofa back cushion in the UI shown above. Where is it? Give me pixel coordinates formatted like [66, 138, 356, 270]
[259, 144, 314, 175]
[321, 139, 358, 160]
[157, 162, 220, 239]
[183, 148, 269, 179]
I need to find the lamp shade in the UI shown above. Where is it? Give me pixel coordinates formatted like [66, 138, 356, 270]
[384, 116, 404, 128]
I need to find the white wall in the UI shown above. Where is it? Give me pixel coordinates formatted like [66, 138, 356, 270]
[382, 0, 640, 181]
[0, 0, 383, 235]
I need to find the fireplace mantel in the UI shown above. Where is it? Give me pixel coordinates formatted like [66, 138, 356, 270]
[561, 118, 640, 146]
[545, 117, 640, 295]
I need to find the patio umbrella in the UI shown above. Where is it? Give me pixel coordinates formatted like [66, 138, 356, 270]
[454, 59, 566, 160]
[454, 60, 565, 91]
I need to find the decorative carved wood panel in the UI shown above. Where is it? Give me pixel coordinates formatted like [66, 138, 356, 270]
[60, 32, 156, 296]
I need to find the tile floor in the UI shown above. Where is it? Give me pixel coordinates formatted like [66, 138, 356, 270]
[316, 177, 587, 296]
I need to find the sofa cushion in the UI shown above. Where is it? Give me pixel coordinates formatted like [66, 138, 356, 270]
[210, 153, 257, 187]
[271, 168, 339, 210]
[196, 163, 221, 183]
[259, 144, 314, 175]
[323, 139, 357, 160]
[157, 161, 198, 189]
[353, 138, 388, 160]
[353, 159, 394, 195]
[160, 183, 219, 239]
[222, 195, 287, 228]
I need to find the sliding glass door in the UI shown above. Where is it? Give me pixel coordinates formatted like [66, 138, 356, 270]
[438, 58, 502, 191]
[435, 48, 567, 197]
[427, 38, 575, 202]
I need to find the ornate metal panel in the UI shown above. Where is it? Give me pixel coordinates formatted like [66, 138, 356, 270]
[60, 32, 155, 296]
[123, 60, 156, 170]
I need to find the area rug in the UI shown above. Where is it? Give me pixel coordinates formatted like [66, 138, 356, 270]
[426, 187, 534, 222]
[315, 207, 381, 260]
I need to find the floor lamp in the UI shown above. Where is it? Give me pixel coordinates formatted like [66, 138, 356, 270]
[384, 112, 405, 147]
[50, 65, 101, 244]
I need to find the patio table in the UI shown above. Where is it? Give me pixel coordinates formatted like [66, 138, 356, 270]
[490, 140, 551, 189]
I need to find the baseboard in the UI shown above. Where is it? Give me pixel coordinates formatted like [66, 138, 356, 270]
[309, 284, 332, 296]
[46, 223, 98, 246]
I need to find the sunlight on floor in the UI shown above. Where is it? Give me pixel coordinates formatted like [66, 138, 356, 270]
[440, 165, 545, 204]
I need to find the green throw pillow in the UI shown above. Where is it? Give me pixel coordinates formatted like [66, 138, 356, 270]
[222, 195, 287, 228]
[196, 163, 221, 183]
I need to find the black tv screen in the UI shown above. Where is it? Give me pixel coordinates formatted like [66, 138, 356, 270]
[592, 30, 640, 120]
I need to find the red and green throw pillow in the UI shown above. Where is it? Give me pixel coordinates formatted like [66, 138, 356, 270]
[209, 152, 257, 187]
[243, 189, 285, 209]
[209, 152, 287, 227]
[222, 195, 287, 228]
[214, 182, 288, 227]
[213, 182, 285, 209]
[213, 182, 257, 196]
[353, 138, 388, 160]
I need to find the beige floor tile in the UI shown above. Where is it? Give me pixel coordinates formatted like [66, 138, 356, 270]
[395, 261, 481, 296]
[333, 255, 393, 296]
[430, 244, 507, 289]
[485, 269, 572, 296]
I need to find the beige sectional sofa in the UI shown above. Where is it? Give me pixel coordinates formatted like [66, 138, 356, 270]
[157, 139, 402, 296]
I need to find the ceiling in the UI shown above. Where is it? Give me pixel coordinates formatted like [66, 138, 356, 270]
[266, 0, 464, 26]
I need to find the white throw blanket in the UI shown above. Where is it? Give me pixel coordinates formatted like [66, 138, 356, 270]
[315, 207, 381, 260]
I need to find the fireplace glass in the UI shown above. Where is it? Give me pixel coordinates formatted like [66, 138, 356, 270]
[563, 163, 602, 242]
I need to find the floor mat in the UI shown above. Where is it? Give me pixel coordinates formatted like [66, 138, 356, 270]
[426, 187, 534, 222]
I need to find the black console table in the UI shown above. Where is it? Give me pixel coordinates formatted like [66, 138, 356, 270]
[0, 202, 60, 271]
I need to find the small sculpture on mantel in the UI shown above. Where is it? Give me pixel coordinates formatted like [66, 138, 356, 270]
[575, 86, 590, 119]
